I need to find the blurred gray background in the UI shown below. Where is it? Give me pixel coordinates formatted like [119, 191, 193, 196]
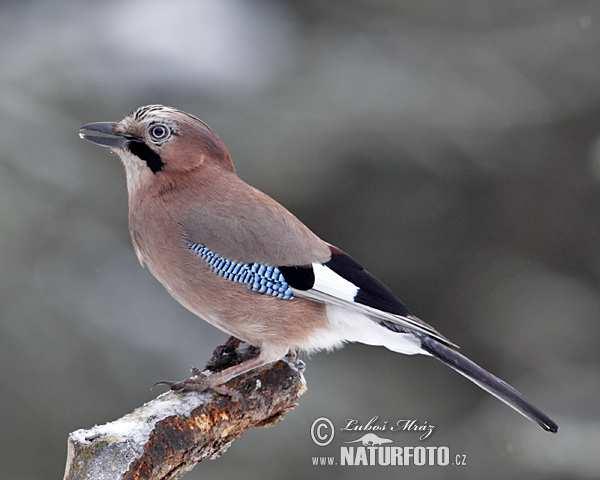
[0, 0, 598, 479]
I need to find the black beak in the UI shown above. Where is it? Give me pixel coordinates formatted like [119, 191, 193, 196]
[78, 122, 128, 149]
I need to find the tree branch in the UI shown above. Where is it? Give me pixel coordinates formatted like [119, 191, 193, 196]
[63, 338, 306, 480]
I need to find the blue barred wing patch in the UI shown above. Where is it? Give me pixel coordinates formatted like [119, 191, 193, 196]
[187, 242, 294, 300]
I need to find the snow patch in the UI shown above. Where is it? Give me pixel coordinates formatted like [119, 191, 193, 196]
[71, 391, 209, 445]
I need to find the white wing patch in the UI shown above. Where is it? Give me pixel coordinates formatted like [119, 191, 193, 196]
[295, 305, 426, 355]
[311, 263, 358, 301]
[294, 263, 458, 348]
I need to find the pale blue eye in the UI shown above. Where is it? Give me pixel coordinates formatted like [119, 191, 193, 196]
[149, 124, 170, 142]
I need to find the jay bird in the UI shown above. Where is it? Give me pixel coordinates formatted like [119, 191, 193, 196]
[79, 105, 557, 433]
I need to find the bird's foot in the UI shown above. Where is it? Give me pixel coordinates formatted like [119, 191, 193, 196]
[294, 359, 306, 372]
[285, 349, 298, 362]
[284, 349, 305, 372]
[168, 371, 212, 393]
[158, 369, 244, 403]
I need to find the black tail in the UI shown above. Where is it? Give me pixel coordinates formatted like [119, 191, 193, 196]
[420, 336, 558, 433]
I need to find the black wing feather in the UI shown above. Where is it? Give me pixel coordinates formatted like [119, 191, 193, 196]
[279, 246, 452, 344]
[324, 249, 411, 316]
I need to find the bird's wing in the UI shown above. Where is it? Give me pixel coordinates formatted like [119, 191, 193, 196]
[284, 247, 457, 347]
[180, 172, 331, 267]
[181, 171, 455, 346]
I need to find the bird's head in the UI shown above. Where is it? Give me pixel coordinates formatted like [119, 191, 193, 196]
[79, 105, 234, 188]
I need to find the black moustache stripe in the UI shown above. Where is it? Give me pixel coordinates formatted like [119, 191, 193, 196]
[127, 140, 164, 173]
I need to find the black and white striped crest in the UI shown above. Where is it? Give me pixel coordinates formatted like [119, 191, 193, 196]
[131, 105, 173, 121]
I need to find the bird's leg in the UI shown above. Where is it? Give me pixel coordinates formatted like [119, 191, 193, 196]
[170, 345, 288, 399]
[285, 349, 298, 362]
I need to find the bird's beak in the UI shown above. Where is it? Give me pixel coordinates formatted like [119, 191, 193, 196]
[78, 122, 128, 149]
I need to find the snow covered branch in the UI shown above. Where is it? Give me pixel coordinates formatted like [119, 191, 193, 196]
[63, 338, 306, 480]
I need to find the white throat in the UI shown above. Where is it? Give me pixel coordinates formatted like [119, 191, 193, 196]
[116, 148, 155, 200]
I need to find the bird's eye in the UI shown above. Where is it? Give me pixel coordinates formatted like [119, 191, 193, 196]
[148, 124, 171, 143]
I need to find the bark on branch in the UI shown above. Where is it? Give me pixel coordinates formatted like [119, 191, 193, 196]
[63, 338, 306, 480]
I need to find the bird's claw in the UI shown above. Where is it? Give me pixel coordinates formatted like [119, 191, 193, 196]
[169, 372, 212, 393]
[284, 350, 305, 372]
[294, 359, 306, 372]
[164, 371, 244, 403]
[285, 350, 298, 362]
[152, 380, 177, 389]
